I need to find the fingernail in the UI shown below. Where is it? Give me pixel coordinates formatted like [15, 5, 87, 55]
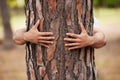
[64, 38, 66, 40]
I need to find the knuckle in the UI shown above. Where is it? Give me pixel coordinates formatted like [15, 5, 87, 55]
[78, 35, 81, 38]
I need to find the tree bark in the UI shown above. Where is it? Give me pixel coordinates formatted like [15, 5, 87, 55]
[25, 0, 96, 80]
[0, 0, 14, 49]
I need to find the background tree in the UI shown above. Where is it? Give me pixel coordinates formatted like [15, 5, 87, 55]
[0, 0, 14, 49]
[25, 0, 95, 80]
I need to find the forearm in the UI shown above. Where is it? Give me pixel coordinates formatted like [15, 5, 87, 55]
[90, 32, 106, 48]
[13, 28, 26, 45]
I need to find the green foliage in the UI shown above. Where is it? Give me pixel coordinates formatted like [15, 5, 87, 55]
[7, 0, 24, 9]
[105, 0, 119, 7]
[94, 0, 120, 8]
[7, 0, 120, 9]
[94, 0, 99, 7]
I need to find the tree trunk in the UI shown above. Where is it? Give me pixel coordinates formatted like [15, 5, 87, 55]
[25, 0, 96, 80]
[0, 0, 14, 49]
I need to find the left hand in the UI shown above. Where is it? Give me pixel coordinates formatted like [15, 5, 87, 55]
[64, 23, 94, 50]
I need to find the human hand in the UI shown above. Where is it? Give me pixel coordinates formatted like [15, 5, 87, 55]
[64, 23, 94, 50]
[24, 20, 55, 48]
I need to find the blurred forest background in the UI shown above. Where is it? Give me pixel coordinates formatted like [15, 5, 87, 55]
[0, 0, 120, 80]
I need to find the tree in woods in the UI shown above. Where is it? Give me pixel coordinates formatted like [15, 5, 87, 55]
[25, 0, 95, 80]
[0, 0, 14, 49]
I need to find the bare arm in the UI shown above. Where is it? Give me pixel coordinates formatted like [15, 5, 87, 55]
[90, 28, 106, 48]
[13, 20, 55, 48]
[64, 23, 106, 50]
[13, 28, 26, 45]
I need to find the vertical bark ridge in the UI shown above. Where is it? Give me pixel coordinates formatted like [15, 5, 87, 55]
[89, 0, 96, 79]
[67, 0, 79, 79]
[65, 3, 72, 79]
[31, 0, 42, 80]
[25, 0, 32, 80]
[56, 0, 66, 80]
[84, 0, 95, 80]
[26, 44, 31, 80]
[26, 0, 42, 80]
[40, 0, 53, 80]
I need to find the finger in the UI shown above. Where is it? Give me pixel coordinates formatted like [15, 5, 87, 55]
[80, 22, 86, 32]
[34, 20, 40, 29]
[65, 43, 80, 47]
[64, 38, 80, 42]
[39, 32, 53, 36]
[38, 37, 55, 40]
[39, 40, 54, 44]
[66, 33, 80, 38]
[39, 43, 49, 48]
[68, 46, 81, 50]
[64, 40, 69, 50]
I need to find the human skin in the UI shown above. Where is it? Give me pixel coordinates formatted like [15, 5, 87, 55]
[13, 20, 106, 50]
[13, 20, 55, 48]
[64, 23, 106, 50]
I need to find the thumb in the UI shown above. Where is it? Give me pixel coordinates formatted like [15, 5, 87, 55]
[33, 20, 40, 29]
[80, 22, 86, 32]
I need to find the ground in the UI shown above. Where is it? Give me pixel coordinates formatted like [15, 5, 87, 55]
[0, 8, 120, 80]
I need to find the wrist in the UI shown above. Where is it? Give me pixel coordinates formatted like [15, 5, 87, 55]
[23, 32, 28, 42]
[88, 36, 95, 46]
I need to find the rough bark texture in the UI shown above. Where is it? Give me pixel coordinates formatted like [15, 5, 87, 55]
[25, 0, 96, 80]
[0, 0, 14, 49]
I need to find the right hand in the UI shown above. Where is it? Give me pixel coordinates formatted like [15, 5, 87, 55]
[24, 20, 55, 48]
